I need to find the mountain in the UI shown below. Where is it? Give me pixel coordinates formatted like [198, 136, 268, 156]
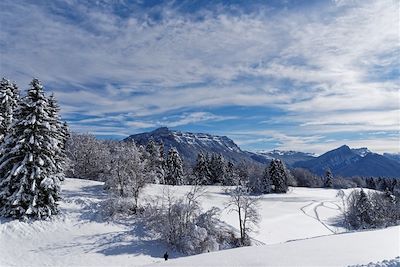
[256, 150, 315, 166]
[124, 127, 265, 165]
[383, 153, 400, 163]
[294, 145, 400, 178]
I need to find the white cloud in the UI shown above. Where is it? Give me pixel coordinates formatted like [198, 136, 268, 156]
[0, 0, 398, 151]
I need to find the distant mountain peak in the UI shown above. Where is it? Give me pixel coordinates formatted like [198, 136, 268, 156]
[294, 145, 400, 178]
[152, 127, 171, 134]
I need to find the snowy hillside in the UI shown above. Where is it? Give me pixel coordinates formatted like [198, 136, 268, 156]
[1, 178, 399, 266]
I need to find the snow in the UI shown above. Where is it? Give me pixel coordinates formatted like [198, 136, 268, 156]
[352, 148, 372, 157]
[148, 227, 400, 267]
[1, 178, 399, 266]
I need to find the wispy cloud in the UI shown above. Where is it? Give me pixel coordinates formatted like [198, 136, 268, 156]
[0, 0, 398, 153]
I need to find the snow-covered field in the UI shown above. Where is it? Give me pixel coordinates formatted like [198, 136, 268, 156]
[0, 178, 399, 266]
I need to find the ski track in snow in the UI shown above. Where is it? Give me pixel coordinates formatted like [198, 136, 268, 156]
[300, 200, 341, 234]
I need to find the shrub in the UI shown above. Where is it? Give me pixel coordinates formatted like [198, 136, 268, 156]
[142, 186, 237, 255]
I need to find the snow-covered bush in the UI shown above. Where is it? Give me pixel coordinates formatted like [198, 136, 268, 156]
[344, 189, 400, 230]
[142, 186, 237, 255]
[101, 197, 139, 218]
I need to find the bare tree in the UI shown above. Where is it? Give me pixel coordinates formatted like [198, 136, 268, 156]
[226, 185, 260, 246]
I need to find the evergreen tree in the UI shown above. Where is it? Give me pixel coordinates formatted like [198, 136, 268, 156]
[261, 166, 272, 194]
[268, 159, 288, 193]
[145, 139, 165, 183]
[193, 152, 211, 185]
[223, 161, 235, 186]
[355, 189, 373, 228]
[209, 154, 225, 184]
[366, 177, 376, 190]
[165, 147, 184, 185]
[0, 79, 62, 219]
[48, 94, 67, 181]
[0, 78, 19, 143]
[324, 169, 333, 188]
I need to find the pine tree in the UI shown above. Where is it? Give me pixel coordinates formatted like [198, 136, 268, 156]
[261, 166, 272, 193]
[48, 94, 67, 181]
[209, 154, 225, 184]
[193, 152, 211, 185]
[366, 177, 376, 190]
[0, 78, 19, 143]
[145, 139, 165, 183]
[355, 189, 373, 228]
[165, 147, 184, 185]
[223, 161, 235, 186]
[0, 79, 61, 219]
[324, 169, 333, 188]
[268, 159, 288, 193]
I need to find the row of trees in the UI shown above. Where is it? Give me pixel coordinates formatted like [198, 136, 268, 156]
[0, 78, 67, 219]
[66, 134, 185, 186]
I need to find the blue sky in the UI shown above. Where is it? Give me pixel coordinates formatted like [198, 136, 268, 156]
[0, 0, 399, 154]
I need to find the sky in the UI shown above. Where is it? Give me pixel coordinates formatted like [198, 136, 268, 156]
[0, 0, 399, 154]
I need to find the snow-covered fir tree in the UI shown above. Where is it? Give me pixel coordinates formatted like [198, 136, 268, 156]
[0, 78, 19, 143]
[193, 152, 211, 185]
[261, 165, 272, 193]
[209, 154, 225, 184]
[145, 139, 165, 184]
[324, 169, 333, 188]
[165, 147, 184, 185]
[366, 177, 377, 189]
[48, 94, 68, 181]
[268, 159, 288, 193]
[223, 161, 236, 186]
[0, 79, 62, 219]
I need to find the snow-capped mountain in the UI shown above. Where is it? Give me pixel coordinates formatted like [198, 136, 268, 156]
[124, 127, 263, 164]
[294, 145, 400, 178]
[256, 150, 316, 166]
[351, 147, 371, 157]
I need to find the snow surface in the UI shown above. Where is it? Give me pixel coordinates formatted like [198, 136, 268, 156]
[148, 227, 399, 267]
[1, 178, 399, 267]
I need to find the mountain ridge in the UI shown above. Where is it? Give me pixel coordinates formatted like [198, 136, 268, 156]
[125, 128, 400, 178]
